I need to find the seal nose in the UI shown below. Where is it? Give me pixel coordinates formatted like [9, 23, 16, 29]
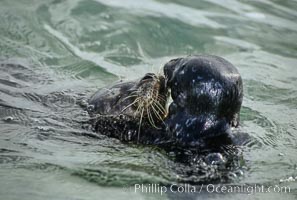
[163, 58, 182, 86]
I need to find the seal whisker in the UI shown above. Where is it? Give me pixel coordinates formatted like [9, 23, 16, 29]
[154, 97, 166, 109]
[156, 95, 166, 102]
[152, 102, 166, 117]
[121, 98, 140, 113]
[137, 108, 144, 143]
[147, 107, 161, 129]
[156, 95, 167, 104]
[120, 94, 138, 102]
[134, 101, 143, 118]
[151, 103, 164, 122]
[154, 101, 167, 114]
[147, 107, 157, 129]
[153, 99, 167, 115]
[151, 106, 166, 127]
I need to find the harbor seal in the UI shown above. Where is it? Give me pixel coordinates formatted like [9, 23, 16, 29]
[86, 55, 244, 183]
[87, 73, 169, 143]
[87, 55, 243, 148]
[164, 55, 243, 147]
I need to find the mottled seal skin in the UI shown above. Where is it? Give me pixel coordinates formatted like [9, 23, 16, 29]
[87, 73, 169, 143]
[88, 80, 137, 117]
[164, 55, 243, 146]
[88, 73, 167, 117]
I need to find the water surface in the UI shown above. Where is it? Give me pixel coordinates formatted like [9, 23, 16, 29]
[0, 0, 297, 199]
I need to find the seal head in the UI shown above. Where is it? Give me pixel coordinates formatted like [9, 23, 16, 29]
[164, 55, 243, 146]
[87, 73, 169, 143]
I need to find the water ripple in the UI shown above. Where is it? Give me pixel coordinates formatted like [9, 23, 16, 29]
[0, 0, 297, 199]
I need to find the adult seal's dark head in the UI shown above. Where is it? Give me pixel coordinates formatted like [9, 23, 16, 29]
[87, 73, 169, 143]
[164, 55, 243, 147]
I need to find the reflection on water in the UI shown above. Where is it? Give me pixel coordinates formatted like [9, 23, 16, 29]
[0, 0, 297, 199]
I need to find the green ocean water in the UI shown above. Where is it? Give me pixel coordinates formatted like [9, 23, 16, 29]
[0, 0, 297, 199]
